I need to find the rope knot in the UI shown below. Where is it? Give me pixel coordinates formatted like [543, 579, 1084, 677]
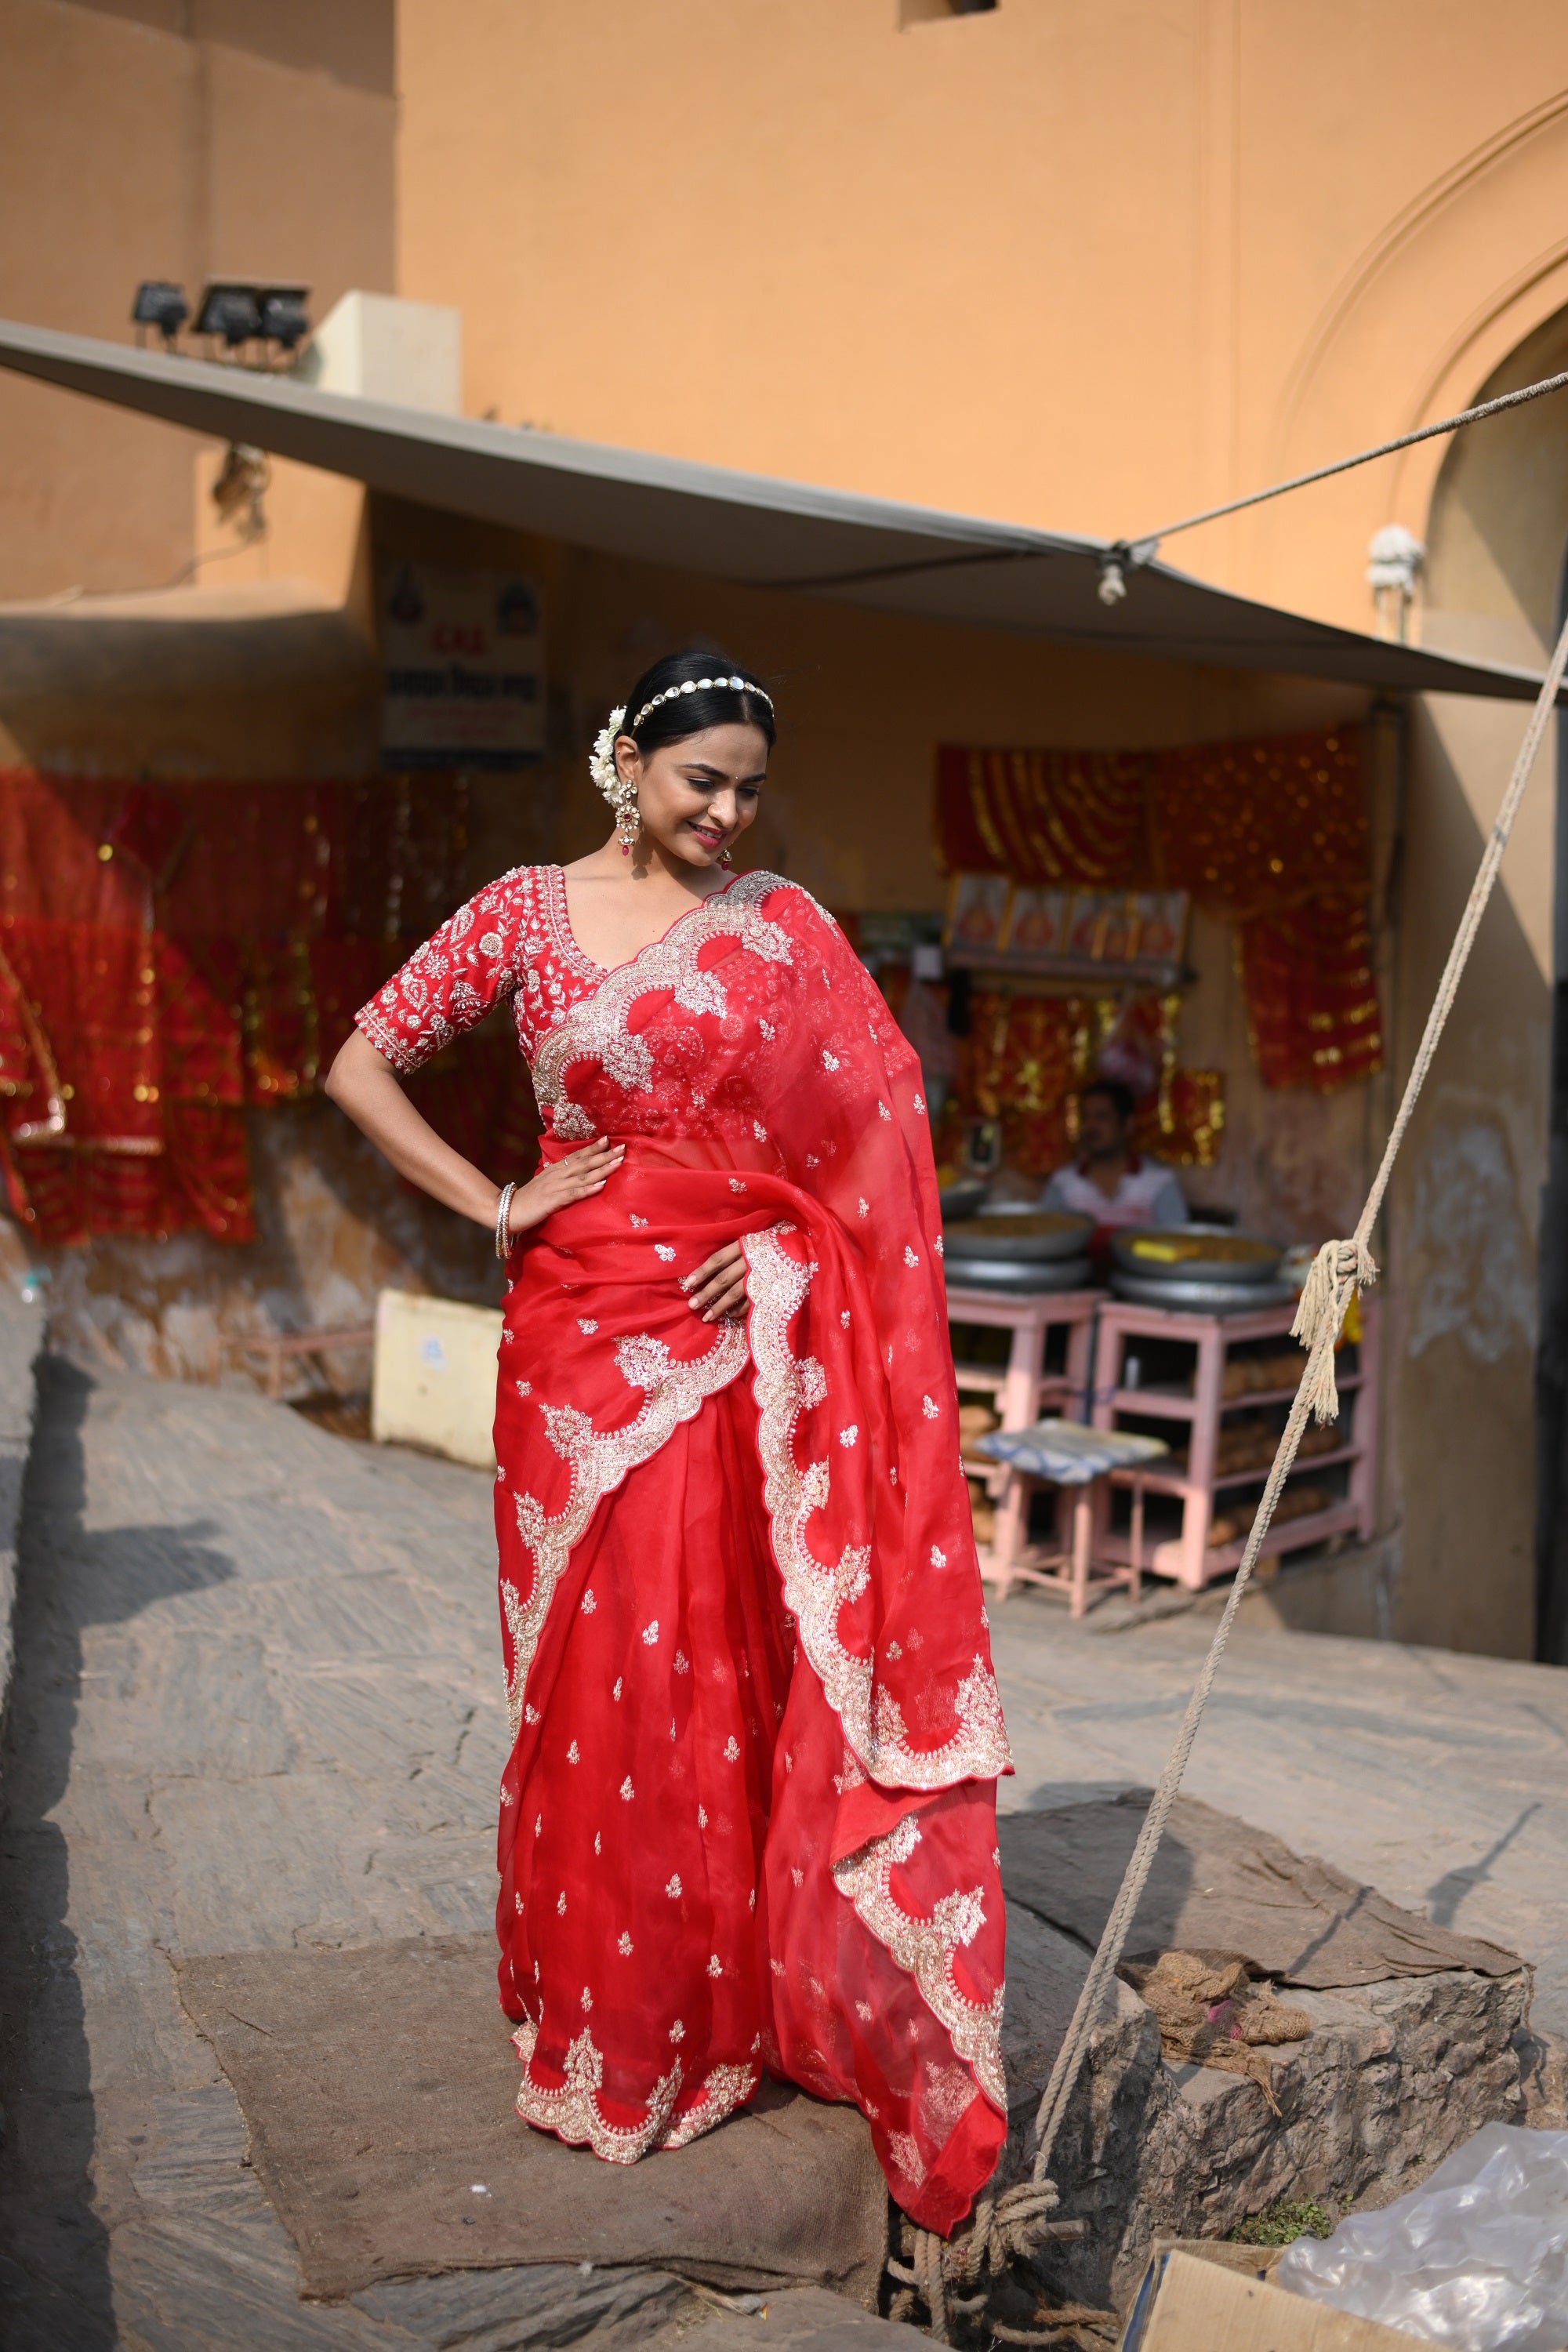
[889, 2176, 1065, 2338]
[1290, 1237, 1377, 1422]
[993, 2174, 1062, 2259]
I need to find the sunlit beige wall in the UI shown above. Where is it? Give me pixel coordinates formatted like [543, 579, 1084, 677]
[395, 0, 1568, 623]
[0, 0, 395, 604]
[1373, 320, 1568, 1655]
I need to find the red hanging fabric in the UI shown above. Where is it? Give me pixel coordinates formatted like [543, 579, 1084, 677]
[0, 768, 521, 1247]
[1156, 729, 1369, 910]
[1240, 897, 1384, 1091]
[965, 986, 1224, 1170]
[935, 745, 1155, 886]
[157, 936, 252, 1241]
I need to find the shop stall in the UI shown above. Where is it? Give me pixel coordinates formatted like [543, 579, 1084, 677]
[895, 721, 1388, 1602]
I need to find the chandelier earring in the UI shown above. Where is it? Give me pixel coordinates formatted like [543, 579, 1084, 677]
[589, 707, 641, 853]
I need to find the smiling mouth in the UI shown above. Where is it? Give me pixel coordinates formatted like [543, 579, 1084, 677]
[690, 824, 728, 848]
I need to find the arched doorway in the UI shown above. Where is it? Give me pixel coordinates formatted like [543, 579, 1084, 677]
[1421, 302, 1568, 1661]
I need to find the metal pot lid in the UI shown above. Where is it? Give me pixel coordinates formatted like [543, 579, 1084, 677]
[1111, 1225, 1285, 1286]
[938, 1178, 989, 1221]
[942, 1210, 1094, 1262]
[945, 1254, 1097, 1294]
[1110, 1270, 1299, 1314]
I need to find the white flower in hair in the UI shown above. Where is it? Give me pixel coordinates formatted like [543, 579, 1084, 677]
[590, 705, 627, 804]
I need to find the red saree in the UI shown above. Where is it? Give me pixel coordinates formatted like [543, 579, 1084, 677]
[358, 866, 1011, 2232]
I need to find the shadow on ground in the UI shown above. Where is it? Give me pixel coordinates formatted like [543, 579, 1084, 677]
[0, 1358, 236, 2351]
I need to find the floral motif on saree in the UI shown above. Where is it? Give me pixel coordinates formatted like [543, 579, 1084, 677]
[358, 866, 1013, 2233]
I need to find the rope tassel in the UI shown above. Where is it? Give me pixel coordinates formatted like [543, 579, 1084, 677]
[1289, 1238, 1377, 1422]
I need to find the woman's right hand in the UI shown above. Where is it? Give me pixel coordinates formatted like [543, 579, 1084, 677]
[505, 1136, 625, 1239]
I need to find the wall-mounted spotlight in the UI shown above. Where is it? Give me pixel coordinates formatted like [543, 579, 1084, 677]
[257, 289, 310, 350]
[1367, 524, 1425, 644]
[132, 281, 189, 346]
[195, 282, 263, 348]
[193, 281, 310, 363]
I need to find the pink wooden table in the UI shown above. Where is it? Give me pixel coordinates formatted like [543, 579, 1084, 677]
[1087, 1293, 1381, 1588]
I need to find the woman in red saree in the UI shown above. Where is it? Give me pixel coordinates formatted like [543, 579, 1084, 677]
[327, 655, 1011, 2234]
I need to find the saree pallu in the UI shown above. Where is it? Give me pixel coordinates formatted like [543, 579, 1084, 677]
[491, 875, 1011, 2232]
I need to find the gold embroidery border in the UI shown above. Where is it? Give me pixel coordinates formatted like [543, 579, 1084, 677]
[741, 1226, 1011, 1791]
[514, 2024, 682, 2161]
[832, 1815, 1007, 2112]
[659, 2062, 761, 2149]
[513, 2023, 759, 2162]
[529, 869, 793, 1112]
[502, 1323, 750, 1740]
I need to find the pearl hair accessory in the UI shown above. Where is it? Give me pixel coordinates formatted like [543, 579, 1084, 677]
[629, 675, 772, 729]
[589, 677, 772, 855]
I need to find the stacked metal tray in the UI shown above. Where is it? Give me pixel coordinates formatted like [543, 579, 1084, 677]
[942, 1209, 1095, 1295]
[1109, 1225, 1295, 1313]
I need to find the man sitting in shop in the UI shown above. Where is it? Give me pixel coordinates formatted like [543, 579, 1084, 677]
[1041, 1077, 1187, 1243]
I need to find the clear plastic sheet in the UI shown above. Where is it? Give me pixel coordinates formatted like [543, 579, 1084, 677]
[1276, 2124, 1568, 2350]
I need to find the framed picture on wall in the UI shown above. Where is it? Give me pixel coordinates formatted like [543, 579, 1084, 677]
[1065, 892, 1115, 960]
[1000, 886, 1073, 958]
[379, 562, 544, 769]
[1133, 890, 1190, 964]
[1098, 893, 1142, 964]
[943, 871, 1011, 953]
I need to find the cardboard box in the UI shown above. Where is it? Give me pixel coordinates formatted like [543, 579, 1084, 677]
[1120, 2247, 1425, 2352]
[370, 1288, 503, 1469]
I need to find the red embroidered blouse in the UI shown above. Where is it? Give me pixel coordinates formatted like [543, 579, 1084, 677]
[355, 865, 601, 1088]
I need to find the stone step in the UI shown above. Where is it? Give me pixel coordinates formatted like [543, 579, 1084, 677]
[999, 1877, 1533, 2308]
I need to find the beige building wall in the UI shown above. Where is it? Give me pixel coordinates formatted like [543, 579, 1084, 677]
[394, 2, 1568, 618]
[0, 0, 395, 605]
[394, 0, 1568, 1073]
[1378, 309, 1568, 1653]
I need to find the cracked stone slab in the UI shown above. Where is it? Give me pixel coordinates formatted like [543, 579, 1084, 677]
[1000, 1930, 1532, 2309]
[995, 1793, 1533, 2308]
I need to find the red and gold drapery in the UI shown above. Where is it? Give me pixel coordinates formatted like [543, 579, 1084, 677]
[935, 728, 1382, 1094]
[0, 770, 539, 1247]
[960, 989, 1225, 1171]
[936, 746, 1155, 886]
[1239, 898, 1383, 1090]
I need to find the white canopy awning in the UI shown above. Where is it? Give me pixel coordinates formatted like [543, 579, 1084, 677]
[0, 315, 1554, 705]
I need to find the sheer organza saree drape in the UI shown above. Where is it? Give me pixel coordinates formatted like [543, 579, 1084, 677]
[491, 875, 1011, 2232]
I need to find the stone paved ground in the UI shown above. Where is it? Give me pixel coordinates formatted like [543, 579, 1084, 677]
[3, 1358, 1566, 2347]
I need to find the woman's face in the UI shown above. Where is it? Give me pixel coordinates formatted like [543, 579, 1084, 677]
[615, 721, 768, 869]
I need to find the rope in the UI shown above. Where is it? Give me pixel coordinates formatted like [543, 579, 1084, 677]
[897, 600, 1568, 2336]
[1096, 363, 1568, 602]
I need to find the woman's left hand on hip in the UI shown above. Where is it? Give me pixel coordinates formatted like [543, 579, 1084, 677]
[681, 1241, 750, 1323]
